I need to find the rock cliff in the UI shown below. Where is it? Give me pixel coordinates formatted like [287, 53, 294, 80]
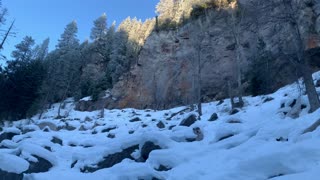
[78, 0, 320, 111]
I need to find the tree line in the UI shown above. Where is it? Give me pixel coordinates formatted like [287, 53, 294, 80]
[0, 10, 155, 120]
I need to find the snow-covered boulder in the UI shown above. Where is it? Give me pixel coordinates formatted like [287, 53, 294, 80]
[0, 154, 29, 180]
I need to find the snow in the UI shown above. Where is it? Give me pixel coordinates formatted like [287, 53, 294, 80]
[3, 127, 21, 134]
[1, 72, 320, 179]
[0, 153, 29, 173]
[80, 96, 92, 101]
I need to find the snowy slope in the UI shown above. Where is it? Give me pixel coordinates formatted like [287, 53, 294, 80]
[1, 73, 320, 180]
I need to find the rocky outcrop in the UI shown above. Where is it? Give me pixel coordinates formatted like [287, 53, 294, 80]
[77, 0, 320, 111]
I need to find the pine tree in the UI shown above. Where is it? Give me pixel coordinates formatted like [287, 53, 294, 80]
[1, 36, 46, 120]
[109, 30, 129, 85]
[11, 36, 35, 61]
[33, 38, 50, 60]
[90, 13, 107, 40]
[57, 21, 79, 51]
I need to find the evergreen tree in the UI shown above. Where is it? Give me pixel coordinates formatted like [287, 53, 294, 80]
[0, 37, 46, 120]
[11, 36, 35, 61]
[33, 38, 50, 60]
[90, 13, 107, 40]
[109, 30, 129, 85]
[57, 21, 79, 51]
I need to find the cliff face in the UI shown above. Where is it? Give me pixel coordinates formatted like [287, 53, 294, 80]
[78, 0, 320, 111]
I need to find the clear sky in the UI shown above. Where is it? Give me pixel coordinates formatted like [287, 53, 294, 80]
[1, 0, 158, 60]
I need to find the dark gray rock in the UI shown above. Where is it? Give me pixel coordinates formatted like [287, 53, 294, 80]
[0, 170, 23, 180]
[25, 155, 53, 173]
[217, 100, 224, 106]
[51, 137, 63, 146]
[82, 145, 139, 173]
[141, 141, 162, 161]
[44, 146, 52, 152]
[316, 79, 320, 87]
[43, 127, 50, 132]
[289, 99, 297, 108]
[71, 160, 78, 168]
[218, 134, 235, 142]
[156, 121, 165, 129]
[268, 174, 285, 179]
[101, 126, 117, 133]
[185, 137, 197, 142]
[229, 109, 239, 115]
[82, 145, 93, 148]
[276, 137, 288, 142]
[22, 128, 36, 134]
[129, 117, 141, 122]
[179, 114, 197, 127]
[69, 143, 77, 147]
[227, 118, 242, 124]
[65, 124, 76, 131]
[84, 116, 92, 122]
[301, 104, 307, 110]
[263, 97, 274, 103]
[155, 165, 172, 172]
[78, 125, 87, 131]
[208, 113, 218, 121]
[0, 132, 19, 143]
[107, 134, 115, 139]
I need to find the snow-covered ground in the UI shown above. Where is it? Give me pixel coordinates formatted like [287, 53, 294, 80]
[1, 72, 320, 180]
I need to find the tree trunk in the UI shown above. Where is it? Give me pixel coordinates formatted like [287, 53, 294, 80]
[228, 80, 235, 109]
[100, 105, 105, 118]
[283, 0, 320, 112]
[197, 41, 202, 118]
[0, 20, 14, 50]
[301, 60, 320, 112]
[230, 4, 244, 109]
[57, 75, 73, 118]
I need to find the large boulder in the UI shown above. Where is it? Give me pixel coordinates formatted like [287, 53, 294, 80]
[140, 141, 162, 161]
[25, 155, 53, 174]
[82, 145, 139, 173]
[51, 137, 63, 146]
[37, 121, 57, 131]
[179, 114, 197, 127]
[0, 132, 20, 143]
[156, 121, 165, 129]
[208, 113, 218, 121]
[129, 117, 141, 122]
[75, 98, 108, 112]
[0, 154, 29, 180]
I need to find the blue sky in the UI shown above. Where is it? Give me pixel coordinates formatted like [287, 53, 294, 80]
[1, 0, 158, 60]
